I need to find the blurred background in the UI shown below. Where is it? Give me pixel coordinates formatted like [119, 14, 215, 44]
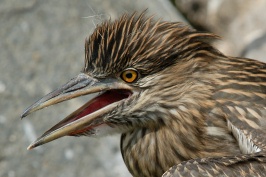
[0, 0, 265, 177]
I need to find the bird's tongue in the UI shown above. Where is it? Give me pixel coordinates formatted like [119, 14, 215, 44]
[74, 89, 131, 120]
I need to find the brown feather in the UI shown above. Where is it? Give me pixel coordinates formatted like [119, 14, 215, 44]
[83, 12, 266, 177]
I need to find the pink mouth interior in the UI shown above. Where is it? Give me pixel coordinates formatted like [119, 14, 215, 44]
[65, 89, 132, 135]
[74, 89, 132, 120]
[41, 89, 132, 138]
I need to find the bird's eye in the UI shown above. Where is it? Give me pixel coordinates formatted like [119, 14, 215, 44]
[121, 68, 138, 83]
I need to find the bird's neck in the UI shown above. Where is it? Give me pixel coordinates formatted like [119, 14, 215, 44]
[120, 70, 241, 177]
[121, 119, 240, 177]
[120, 57, 244, 177]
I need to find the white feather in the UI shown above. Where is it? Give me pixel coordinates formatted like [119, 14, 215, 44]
[227, 120, 261, 154]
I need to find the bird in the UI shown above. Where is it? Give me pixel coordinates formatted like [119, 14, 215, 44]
[21, 12, 266, 177]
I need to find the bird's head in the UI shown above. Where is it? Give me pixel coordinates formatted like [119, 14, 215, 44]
[21, 12, 222, 150]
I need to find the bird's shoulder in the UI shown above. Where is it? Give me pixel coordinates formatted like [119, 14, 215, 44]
[211, 57, 266, 152]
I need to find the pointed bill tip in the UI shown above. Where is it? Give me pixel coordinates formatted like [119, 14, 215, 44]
[27, 144, 34, 150]
[27, 139, 42, 150]
[21, 104, 39, 119]
[27, 141, 37, 150]
[21, 110, 29, 119]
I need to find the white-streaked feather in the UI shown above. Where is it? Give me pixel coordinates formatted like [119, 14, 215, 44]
[227, 120, 261, 154]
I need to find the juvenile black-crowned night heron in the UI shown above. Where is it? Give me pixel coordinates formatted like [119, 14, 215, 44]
[21, 12, 266, 177]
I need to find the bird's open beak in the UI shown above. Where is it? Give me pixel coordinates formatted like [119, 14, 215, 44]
[21, 73, 133, 150]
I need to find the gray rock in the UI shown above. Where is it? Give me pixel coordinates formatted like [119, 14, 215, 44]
[174, 0, 266, 62]
[0, 1, 185, 177]
[241, 32, 266, 62]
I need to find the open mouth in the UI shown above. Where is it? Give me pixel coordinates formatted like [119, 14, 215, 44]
[21, 73, 134, 149]
[61, 89, 132, 136]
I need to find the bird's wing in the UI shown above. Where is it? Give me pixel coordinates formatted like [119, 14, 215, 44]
[224, 102, 266, 153]
[162, 153, 266, 177]
[214, 57, 266, 153]
[216, 57, 266, 152]
[163, 65, 266, 176]
[163, 104, 266, 177]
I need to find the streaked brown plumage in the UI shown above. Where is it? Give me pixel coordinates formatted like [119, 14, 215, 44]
[22, 12, 266, 177]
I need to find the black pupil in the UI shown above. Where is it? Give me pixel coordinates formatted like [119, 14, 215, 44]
[126, 72, 133, 79]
